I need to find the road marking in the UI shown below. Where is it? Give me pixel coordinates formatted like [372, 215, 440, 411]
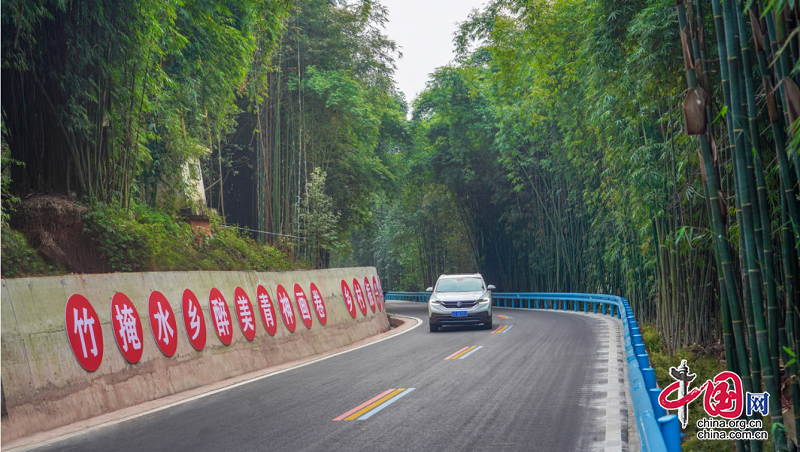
[344, 389, 405, 420]
[9, 316, 423, 452]
[496, 315, 513, 319]
[493, 325, 513, 333]
[500, 325, 513, 334]
[357, 388, 415, 420]
[450, 346, 476, 359]
[492, 326, 505, 333]
[332, 389, 395, 421]
[443, 346, 470, 360]
[458, 346, 483, 359]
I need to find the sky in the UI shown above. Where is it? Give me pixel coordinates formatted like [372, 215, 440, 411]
[378, 0, 488, 110]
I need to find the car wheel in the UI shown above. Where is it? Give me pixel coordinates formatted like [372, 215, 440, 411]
[429, 323, 439, 332]
[484, 321, 493, 330]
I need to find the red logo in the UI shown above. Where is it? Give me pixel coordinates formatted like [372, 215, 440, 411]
[659, 360, 744, 428]
[148, 291, 178, 357]
[363, 277, 376, 312]
[373, 276, 383, 311]
[276, 284, 297, 333]
[341, 280, 357, 319]
[256, 285, 278, 336]
[182, 289, 207, 351]
[65, 294, 104, 371]
[209, 288, 233, 345]
[309, 283, 328, 326]
[352, 278, 368, 316]
[293, 284, 314, 329]
[111, 292, 143, 363]
[233, 287, 257, 341]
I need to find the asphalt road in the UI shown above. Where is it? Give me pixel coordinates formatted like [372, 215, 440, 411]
[28, 302, 629, 452]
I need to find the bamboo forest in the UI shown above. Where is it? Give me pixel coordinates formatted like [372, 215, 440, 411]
[3, 0, 800, 449]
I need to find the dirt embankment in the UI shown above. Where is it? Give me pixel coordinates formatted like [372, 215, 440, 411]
[9, 195, 110, 274]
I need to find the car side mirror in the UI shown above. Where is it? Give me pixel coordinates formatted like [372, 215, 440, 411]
[426, 287, 433, 292]
[487, 285, 496, 291]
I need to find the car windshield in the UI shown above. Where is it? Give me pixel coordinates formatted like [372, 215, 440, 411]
[436, 277, 484, 293]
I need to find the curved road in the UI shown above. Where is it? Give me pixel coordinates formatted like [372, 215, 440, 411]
[26, 302, 631, 452]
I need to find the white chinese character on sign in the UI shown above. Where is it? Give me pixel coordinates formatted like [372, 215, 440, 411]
[259, 293, 275, 327]
[279, 293, 294, 324]
[237, 296, 254, 331]
[312, 291, 325, 318]
[188, 301, 201, 340]
[344, 290, 353, 309]
[296, 292, 311, 320]
[115, 304, 141, 352]
[354, 285, 363, 300]
[154, 302, 174, 344]
[211, 298, 230, 336]
[74, 307, 98, 358]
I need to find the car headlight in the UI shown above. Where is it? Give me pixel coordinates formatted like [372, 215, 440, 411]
[478, 297, 491, 303]
[429, 298, 442, 304]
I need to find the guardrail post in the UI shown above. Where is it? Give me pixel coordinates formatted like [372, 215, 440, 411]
[634, 343, 646, 358]
[584, 301, 587, 313]
[562, 300, 566, 311]
[649, 388, 666, 419]
[527, 299, 531, 309]
[637, 353, 650, 372]
[633, 334, 643, 347]
[593, 302, 597, 313]
[658, 414, 681, 452]
[641, 367, 656, 391]
[602, 303, 606, 315]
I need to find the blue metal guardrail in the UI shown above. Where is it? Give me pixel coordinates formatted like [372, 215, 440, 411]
[385, 291, 680, 452]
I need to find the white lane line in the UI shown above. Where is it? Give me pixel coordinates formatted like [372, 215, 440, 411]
[604, 318, 624, 452]
[458, 346, 483, 359]
[10, 315, 423, 452]
[358, 388, 415, 420]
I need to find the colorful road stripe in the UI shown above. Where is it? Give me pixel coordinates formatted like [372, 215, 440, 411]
[496, 315, 513, 320]
[444, 346, 481, 360]
[492, 325, 513, 334]
[358, 388, 415, 420]
[443, 346, 470, 360]
[457, 346, 483, 359]
[334, 388, 415, 421]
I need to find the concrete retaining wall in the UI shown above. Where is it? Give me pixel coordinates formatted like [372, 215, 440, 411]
[0, 267, 388, 442]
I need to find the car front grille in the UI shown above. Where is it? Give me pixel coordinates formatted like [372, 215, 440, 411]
[442, 300, 478, 309]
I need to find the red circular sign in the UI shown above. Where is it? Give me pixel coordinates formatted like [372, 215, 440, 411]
[373, 276, 383, 311]
[364, 277, 376, 313]
[148, 291, 178, 357]
[234, 287, 257, 341]
[209, 288, 234, 345]
[65, 294, 104, 371]
[352, 278, 368, 316]
[111, 292, 143, 363]
[293, 284, 314, 329]
[275, 284, 297, 333]
[182, 289, 207, 351]
[309, 283, 328, 326]
[341, 280, 357, 319]
[256, 285, 278, 336]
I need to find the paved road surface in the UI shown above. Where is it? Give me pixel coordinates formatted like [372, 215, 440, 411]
[26, 302, 630, 452]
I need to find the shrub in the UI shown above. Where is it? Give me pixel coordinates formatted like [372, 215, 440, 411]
[1, 226, 64, 277]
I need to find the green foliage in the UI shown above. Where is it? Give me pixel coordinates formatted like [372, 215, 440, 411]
[1, 226, 65, 277]
[83, 201, 292, 273]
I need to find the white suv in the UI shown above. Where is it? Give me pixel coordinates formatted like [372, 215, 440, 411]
[427, 274, 495, 332]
